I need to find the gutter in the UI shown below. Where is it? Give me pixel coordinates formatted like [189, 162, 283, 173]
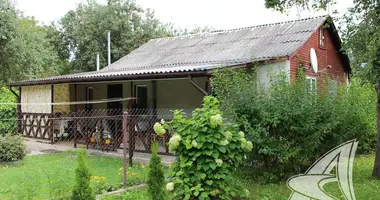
[9, 71, 209, 87]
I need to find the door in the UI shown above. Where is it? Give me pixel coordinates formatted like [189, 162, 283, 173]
[107, 84, 123, 110]
[107, 84, 123, 148]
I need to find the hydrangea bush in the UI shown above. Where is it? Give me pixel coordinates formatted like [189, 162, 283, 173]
[159, 96, 252, 199]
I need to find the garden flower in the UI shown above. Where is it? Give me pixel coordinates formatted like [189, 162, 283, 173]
[239, 131, 245, 138]
[215, 159, 223, 166]
[244, 189, 250, 196]
[153, 122, 166, 136]
[224, 131, 232, 141]
[166, 182, 174, 192]
[169, 134, 182, 152]
[220, 139, 229, 146]
[242, 140, 253, 152]
[210, 189, 221, 196]
[210, 114, 223, 127]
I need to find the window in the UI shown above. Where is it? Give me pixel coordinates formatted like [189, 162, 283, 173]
[135, 85, 148, 109]
[319, 28, 325, 48]
[306, 77, 317, 93]
[86, 87, 93, 111]
[328, 79, 338, 94]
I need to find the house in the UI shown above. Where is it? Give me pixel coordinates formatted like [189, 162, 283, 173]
[8, 15, 350, 148]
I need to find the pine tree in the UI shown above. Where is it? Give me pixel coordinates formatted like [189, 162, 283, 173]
[71, 150, 96, 200]
[147, 142, 167, 200]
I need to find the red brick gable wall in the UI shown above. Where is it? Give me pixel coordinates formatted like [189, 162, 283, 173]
[289, 25, 348, 83]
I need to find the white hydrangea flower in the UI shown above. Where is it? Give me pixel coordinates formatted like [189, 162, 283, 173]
[245, 141, 253, 152]
[210, 114, 223, 127]
[220, 140, 229, 146]
[153, 122, 166, 136]
[224, 131, 232, 141]
[215, 159, 223, 166]
[166, 182, 174, 192]
[168, 134, 182, 152]
[239, 131, 245, 138]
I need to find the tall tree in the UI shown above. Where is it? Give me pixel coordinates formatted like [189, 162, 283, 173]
[0, 0, 61, 84]
[264, 0, 380, 177]
[58, 0, 172, 74]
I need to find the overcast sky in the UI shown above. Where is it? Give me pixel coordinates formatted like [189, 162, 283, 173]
[15, 0, 353, 30]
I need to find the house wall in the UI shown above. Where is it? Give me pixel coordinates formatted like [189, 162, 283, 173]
[71, 77, 207, 112]
[21, 85, 52, 113]
[290, 26, 348, 83]
[256, 61, 290, 89]
[156, 77, 207, 109]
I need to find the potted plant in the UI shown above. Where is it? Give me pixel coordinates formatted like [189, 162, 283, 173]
[90, 134, 96, 143]
[104, 134, 111, 145]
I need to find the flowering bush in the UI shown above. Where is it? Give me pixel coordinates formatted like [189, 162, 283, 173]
[162, 96, 252, 199]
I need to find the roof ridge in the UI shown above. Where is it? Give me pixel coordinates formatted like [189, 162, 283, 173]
[154, 15, 328, 41]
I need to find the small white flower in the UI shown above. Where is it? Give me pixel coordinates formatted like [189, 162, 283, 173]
[239, 131, 245, 138]
[224, 131, 232, 141]
[166, 182, 174, 192]
[220, 140, 229, 146]
[215, 159, 223, 166]
[160, 119, 166, 124]
[210, 114, 223, 127]
[153, 122, 166, 136]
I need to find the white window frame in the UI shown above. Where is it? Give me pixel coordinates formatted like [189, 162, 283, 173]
[319, 28, 325, 48]
[306, 77, 317, 93]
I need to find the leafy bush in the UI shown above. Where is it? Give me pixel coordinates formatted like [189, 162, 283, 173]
[163, 96, 252, 199]
[0, 87, 17, 134]
[147, 142, 167, 200]
[212, 69, 376, 179]
[72, 150, 96, 200]
[0, 133, 27, 162]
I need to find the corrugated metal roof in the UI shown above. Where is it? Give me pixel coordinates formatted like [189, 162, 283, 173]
[10, 16, 328, 86]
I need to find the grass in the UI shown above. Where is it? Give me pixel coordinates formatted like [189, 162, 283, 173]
[0, 151, 148, 200]
[103, 154, 380, 200]
[244, 154, 380, 200]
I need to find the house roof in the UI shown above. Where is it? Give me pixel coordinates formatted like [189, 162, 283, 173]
[10, 15, 330, 86]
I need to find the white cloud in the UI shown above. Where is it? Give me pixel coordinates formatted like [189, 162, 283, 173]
[15, 0, 353, 29]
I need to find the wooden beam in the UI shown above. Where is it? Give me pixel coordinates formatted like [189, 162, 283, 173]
[188, 75, 208, 96]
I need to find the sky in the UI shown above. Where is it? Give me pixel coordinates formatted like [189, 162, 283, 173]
[15, 0, 354, 30]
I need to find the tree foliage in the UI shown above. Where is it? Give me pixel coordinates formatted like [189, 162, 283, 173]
[264, 0, 380, 179]
[212, 69, 376, 180]
[58, 0, 172, 74]
[0, 0, 62, 84]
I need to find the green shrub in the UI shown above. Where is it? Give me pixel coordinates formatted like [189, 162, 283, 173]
[147, 142, 167, 200]
[0, 133, 27, 162]
[163, 96, 252, 199]
[212, 69, 376, 180]
[71, 150, 96, 200]
[0, 87, 17, 134]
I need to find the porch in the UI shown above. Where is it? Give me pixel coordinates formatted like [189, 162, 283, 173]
[17, 77, 209, 155]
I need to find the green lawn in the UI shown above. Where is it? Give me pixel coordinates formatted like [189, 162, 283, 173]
[103, 154, 380, 200]
[245, 154, 380, 200]
[0, 151, 148, 200]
